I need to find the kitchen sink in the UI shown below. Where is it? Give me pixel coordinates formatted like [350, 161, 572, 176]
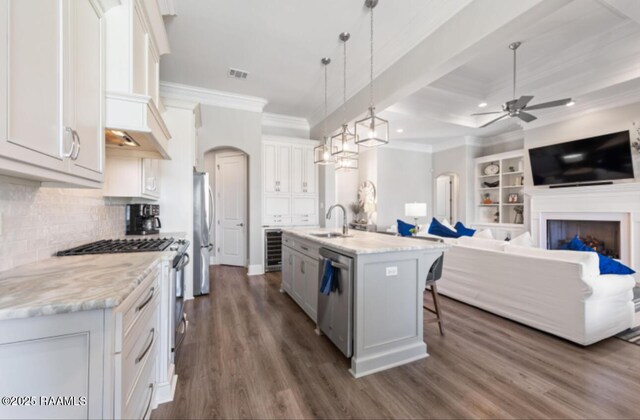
[310, 232, 351, 238]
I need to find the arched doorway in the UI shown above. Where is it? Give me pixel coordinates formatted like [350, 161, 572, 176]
[434, 172, 459, 224]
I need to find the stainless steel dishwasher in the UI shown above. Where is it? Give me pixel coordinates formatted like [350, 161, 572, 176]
[318, 247, 354, 357]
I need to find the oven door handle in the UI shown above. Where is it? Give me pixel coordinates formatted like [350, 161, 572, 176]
[175, 253, 190, 270]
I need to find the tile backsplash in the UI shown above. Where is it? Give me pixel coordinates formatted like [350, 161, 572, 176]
[0, 179, 126, 271]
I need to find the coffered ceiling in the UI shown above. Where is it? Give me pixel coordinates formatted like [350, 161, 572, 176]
[160, 0, 640, 143]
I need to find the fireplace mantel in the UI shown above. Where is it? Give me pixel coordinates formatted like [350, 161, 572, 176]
[527, 182, 640, 276]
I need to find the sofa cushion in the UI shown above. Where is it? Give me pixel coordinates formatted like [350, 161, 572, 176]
[397, 219, 415, 237]
[504, 244, 600, 279]
[457, 236, 508, 251]
[454, 221, 476, 237]
[510, 231, 534, 247]
[473, 228, 494, 239]
[560, 235, 635, 275]
[428, 217, 459, 238]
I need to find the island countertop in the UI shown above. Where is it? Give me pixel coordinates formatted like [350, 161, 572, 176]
[281, 227, 449, 255]
[0, 251, 176, 321]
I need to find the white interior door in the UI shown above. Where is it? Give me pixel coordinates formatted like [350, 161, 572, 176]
[216, 152, 247, 267]
[435, 175, 452, 223]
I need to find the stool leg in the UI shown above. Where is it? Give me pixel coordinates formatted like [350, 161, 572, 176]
[431, 283, 445, 336]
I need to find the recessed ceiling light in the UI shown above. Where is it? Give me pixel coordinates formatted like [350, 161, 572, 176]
[396, 128, 404, 133]
[478, 102, 488, 108]
[566, 101, 575, 107]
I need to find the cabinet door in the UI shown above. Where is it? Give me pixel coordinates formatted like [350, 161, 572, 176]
[292, 251, 306, 305]
[147, 37, 159, 104]
[263, 143, 277, 193]
[142, 159, 160, 199]
[67, 0, 104, 180]
[277, 144, 291, 194]
[291, 146, 304, 194]
[281, 246, 293, 292]
[303, 254, 319, 322]
[303, 147, 317, 194]
[0, 0, 68, 172]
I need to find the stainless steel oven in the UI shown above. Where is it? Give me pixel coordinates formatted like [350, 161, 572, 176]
[170, 240, 190, 361]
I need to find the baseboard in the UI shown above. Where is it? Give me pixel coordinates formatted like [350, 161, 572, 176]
[247, 264, 264, 276]
[154, 367, 177, 406]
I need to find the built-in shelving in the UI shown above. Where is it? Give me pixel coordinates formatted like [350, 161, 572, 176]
[474, 150, 526, 227]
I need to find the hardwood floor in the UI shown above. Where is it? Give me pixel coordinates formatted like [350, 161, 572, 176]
[152, 266, 640, 419]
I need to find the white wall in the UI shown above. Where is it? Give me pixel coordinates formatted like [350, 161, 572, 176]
[334, 168, 360, 223]
[432, 143, 480, 224]
[376, 148, 433, 230]
[0, 177, 125, 272]
[197, 105, 263, 271]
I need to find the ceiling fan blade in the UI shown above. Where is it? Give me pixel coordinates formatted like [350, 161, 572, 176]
[480, 113, 509, 128]
[525, 98, 572, 111]
[517, 111, 537, 123]
[471, 111, 503, 116]
[513, 95, 534, 109]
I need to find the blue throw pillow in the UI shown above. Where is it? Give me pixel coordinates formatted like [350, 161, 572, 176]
[397, 219, 415, 237]
[454, 221, 476, 237]
[561, 235, 635, 275]
[428, 217, 460, 238]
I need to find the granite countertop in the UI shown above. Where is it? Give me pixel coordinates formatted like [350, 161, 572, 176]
[0, 251, 176, 321]
[282, 228, 449, 255]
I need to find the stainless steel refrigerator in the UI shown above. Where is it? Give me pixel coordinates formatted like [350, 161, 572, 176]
[193, 171, 213, 295]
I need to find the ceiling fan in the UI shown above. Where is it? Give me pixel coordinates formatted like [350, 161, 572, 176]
[472, 41, 572, 128]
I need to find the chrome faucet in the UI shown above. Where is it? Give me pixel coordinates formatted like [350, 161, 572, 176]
[326, 204, 349, 236]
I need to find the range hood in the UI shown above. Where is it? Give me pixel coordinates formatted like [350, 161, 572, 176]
[105, 92, 171, 160]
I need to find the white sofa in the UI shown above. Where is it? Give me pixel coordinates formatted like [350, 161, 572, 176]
[434, 237, 636, 345]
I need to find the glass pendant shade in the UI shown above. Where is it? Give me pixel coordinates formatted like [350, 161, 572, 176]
[314, 138, 336, 165]
[335, 156, 358, 171]
[355, 106, 389, 147]
[331, 124, 359, 157]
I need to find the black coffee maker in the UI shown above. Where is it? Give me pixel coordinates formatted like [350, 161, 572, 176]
[126, 204, 161, 235]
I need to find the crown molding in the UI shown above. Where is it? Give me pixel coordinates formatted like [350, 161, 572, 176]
[262, 113, 309, 131]
[430, 136, 483, 153]
[159, 81, 268, 113]
[480, 129, 524, 146]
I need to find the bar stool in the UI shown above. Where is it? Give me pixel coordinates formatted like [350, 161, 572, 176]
[423, 255, 445, 335]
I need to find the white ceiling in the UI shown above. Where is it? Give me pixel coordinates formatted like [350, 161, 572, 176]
[160, 0, 472, 118]
[160, 0, 640, 143]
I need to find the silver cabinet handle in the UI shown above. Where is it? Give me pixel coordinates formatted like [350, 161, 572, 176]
[63, 127, 75, 158]
[289, 254, 293, 264]
[142, 383, 154, 419]
[71, 130, 80, 160]
[236, 223, 244, 227]
[318, 257, 349, 270]
[136, 287, 155, 312]
[301, 245, 309, 251]
[135, 328, 155, 364]
[301, 260, 305, 274]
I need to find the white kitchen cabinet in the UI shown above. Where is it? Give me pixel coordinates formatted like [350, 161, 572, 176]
[262, 136, 319, 227]
[103, 156, 161, 200]
[263, 142, 291, 194]
[292, 145, 316, 195]
[104, 0, 171, 160]
[281, 236, 320, 322]
[0, 0, 109, 187]
[0, 260, 173, 419]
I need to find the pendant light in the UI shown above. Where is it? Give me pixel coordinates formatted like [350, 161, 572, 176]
[336, 156, 359, 171]
[314, 57, 336, 165]
[355, 0, 389, 147]
[331, 32, 359, 159]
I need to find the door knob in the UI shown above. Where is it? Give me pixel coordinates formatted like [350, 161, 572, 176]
[237, 223, 244, 227]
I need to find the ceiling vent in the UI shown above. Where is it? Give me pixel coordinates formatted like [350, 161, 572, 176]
[228, 68, 249, 80]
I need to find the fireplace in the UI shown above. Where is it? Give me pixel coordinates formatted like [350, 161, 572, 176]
[546, 219, 621, 259]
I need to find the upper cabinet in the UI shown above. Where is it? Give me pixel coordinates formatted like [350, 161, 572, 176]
[0, 0, 109, 187]
[104, 0, 171, 159]
[262, 136, 319, 227]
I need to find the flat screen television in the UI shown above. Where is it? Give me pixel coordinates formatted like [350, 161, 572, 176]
[528, 130, 635, 186]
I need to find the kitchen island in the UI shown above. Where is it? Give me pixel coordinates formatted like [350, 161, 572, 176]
[281, 228, 449, 378]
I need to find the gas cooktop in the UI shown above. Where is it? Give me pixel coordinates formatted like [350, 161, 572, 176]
[56, 238, 175, 256]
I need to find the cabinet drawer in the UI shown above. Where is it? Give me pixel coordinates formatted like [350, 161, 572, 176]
[115, 264, 160, 352]
[263, 216, 292, 226]
[292, 215, 317, 226]
[295, 238, 320, 259]
[122, 343, 156, 420]
[118, 294, 159, 411]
